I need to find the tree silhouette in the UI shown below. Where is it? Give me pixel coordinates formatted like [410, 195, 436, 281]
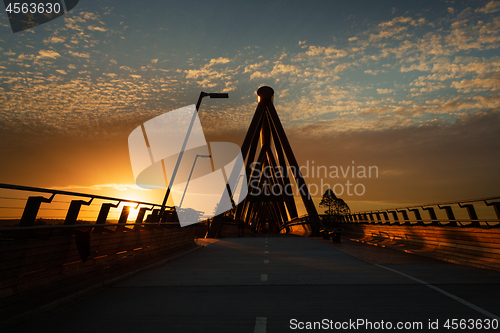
[319, 189, 350, 218]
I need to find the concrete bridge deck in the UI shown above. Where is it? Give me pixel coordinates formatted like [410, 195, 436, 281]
[15, 235, 500, 332]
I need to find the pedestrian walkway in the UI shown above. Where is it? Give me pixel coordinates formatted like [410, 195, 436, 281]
[16, 235, 500, 332]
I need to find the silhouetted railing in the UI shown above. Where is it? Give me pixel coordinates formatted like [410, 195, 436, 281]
[341, 196, 500, 228]
[0, 183, 180, 235]
[0, 183, 198, 306]
[276, 214, 322, 237]
[327, 197, 500, 271]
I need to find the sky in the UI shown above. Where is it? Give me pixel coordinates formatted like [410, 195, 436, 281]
[1, 0, 500, 219]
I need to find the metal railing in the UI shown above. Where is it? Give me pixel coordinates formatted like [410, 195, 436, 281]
[275, 196, 500, 232]
[278, 213, 322, 232]
[0, 183, 181, 236]
[341, 196, 500, 228]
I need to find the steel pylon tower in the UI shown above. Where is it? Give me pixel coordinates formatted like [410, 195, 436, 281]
[221, 86, 318, 234]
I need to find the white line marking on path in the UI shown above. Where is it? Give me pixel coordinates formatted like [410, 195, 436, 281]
[264, 260, 269, 264]
[254, 317, 267, 333]
[261, 274, 268, 282]
[375, 264, 500, 320]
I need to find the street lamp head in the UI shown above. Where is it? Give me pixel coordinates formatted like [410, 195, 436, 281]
[208, 93, 229, 99]
[196, 91, 229, 111]
[200, 92, 229, 98]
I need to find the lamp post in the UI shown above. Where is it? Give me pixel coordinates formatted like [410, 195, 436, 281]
[159, 92, 228, 219]
[178, 154, 212, 209]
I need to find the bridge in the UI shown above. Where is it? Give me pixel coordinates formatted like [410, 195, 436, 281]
[1, 87, 500, 332]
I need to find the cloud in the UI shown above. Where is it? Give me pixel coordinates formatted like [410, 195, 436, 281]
[16, 54, 35, 61]
[2, 0, 500, 144]
[82, 12, 100, 20]
[68, 50, 90, 58]
[184, 56, 238, 90]
[243, 60, 269, 73]
[370, 26, 408, 41]
[364, 69, 384, 75]
[367, 16, 426, 42]
[400, 62, 431, 72]
[378, 16, 423, 28]
[119, 65, 134, 71]
[87, 25, 107, 32]
[173, 1, 500, 133]
[37, 50, 60, 59]
[65, 17, 85, 31]
[377, 88, 394, 94]
[209, 57, 230, 65]
[451, 77, 500, 92]
[250, 62, 301, 79]
[445, 17, 500, 51]
[3, 49, 16, 56]
[360, 107, 392, 115]
[476, 1, 500, 14]
[43, 36, 66, 44]
[304, 45, 347, 58]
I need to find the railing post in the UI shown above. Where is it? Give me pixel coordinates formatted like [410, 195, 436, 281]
[387, 210, 399, 224]
[19, 194, 55, 227]
[438, 205, 458, 226]
[367, 213, 374, 223]
[134, 207, 152, 231]
[458, 203, 479, 227]
[145, 209, 161, 229]
[408, 208, 423, 225]
[381, 212, 390, 224]
[344, 197, 500, 231]
[94, 202, 120, 234]
[115, 206, 131, 232]
[485, 201, 500, 221]
[64, 198, 93, 225]
[397, 209, 410, 225]
[161, 208, 181, 228]
[422, 206, 439, 226]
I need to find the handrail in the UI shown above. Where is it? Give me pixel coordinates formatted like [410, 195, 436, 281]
[333, 196, 500, 228]
[0, 183, 179, 231]
[277, 196, 500, 231]
[352, 196, 500, 214]
[278, 214, 322, 232]
[0, 183, 165, 207]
